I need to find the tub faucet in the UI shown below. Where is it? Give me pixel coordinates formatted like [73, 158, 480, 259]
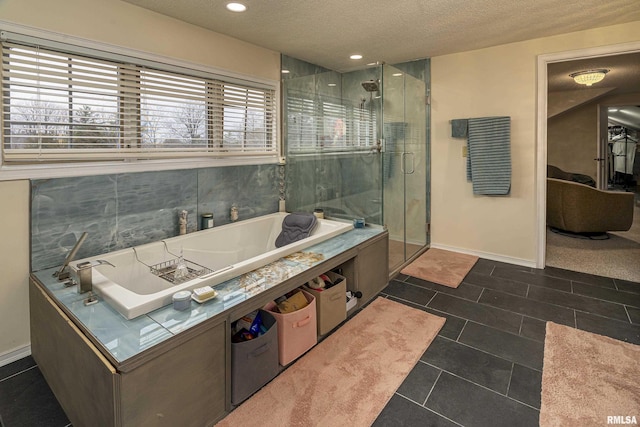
[54, 231, 88, 282]
[74, 259, 115, 294]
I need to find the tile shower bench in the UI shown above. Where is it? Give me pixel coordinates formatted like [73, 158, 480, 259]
[29, 226, 388, 427]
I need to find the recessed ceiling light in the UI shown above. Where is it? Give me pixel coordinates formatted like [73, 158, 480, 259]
[609, 108, 619, 112]
[392, 73, 403, 77]
[281, 69, 290, 74]
[226, 2, 247, 12]
[350, 54, 363, 60]
[328, 83, 337, 87]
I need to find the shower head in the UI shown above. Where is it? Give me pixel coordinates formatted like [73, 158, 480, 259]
[361, 80, 379, 92]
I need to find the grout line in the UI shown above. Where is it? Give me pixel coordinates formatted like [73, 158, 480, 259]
[393, 391, 425, 407]
[0, 365, 38, 383]
[525, 284, 530, 299]
[613, 278, 621, 291]
[423, 363, 540, 411]
[420, 406, 465, 427]
[505, 363, 515, 396]
[390, 295, 548, 345]
[476, 287, 485, 303]
[441, 296, 541, 341]
[526, 285, 637, 317]
[394, 392, 465, 427]
[430, 334, 542, 372]
[624, 305, 632, 323]
[573, 310, 577, 329]
[425, 292, 438, 308]
[422, 369, 443, 406]
[518, 316, 524, 336]
[455, 320, 468, 342]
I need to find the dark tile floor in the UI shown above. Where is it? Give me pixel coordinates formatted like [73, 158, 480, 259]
[1, 258, 639, 426]
[373, 259, 640, 427]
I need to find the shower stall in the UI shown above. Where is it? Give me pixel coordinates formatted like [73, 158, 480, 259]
[282, 56, 430, 274]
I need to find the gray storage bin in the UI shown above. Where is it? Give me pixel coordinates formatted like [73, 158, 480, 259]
[231, 310, 279, 405]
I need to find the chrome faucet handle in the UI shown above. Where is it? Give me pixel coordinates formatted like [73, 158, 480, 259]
[54, 232, 88, 279]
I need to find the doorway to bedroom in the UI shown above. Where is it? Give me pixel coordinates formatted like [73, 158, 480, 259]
[544, 50, 640, 283]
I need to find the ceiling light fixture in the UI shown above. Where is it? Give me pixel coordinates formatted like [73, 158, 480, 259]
[328, 83, 337, 87]
[350, 54, 363, 60]
[569, 69, 609, 86]
[281, 69, 290, 74]
[226, 2, 247, 12]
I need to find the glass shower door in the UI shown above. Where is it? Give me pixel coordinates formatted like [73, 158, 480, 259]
[383, 64, 428, 273]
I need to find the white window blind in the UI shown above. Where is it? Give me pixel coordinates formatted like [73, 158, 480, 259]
[1, 38, 277, 163]
[286, 90, 376, 154]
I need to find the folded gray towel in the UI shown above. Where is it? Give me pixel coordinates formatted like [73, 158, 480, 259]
[451, 119, 468, 138]
[275, 212, 318, 248]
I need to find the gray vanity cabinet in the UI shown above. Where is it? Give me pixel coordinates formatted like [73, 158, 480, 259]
[338, 233, 389, 309]
[30, 283, 118, 426]
[118, 322, 226, 426]
[355, 233, 389, 307]
[30, 283, 227, 427]
[30, 230, 389, 426]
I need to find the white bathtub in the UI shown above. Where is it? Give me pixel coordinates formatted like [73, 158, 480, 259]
[70, 213, 352, 319]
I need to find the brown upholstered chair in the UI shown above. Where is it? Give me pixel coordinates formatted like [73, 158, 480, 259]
[547, 178, 634, 233]
[547, 165, 596, 187]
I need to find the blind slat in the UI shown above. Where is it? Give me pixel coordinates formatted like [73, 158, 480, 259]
[2, 39, 277, 162]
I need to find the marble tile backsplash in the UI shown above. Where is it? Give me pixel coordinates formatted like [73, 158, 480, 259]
[31, 164, 279, 272]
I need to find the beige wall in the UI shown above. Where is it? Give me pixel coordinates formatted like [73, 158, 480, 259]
[430, 20, 640, 265]
[0, 0, 280, 81]
[0, 181, 30, 359]
[0, 0, 280, 361]
[548, 102, 599, 179]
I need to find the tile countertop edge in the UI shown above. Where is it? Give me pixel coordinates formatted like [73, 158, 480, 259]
[30, 227, 385, 367]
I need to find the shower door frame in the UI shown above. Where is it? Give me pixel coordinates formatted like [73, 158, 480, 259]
[382, 63, 429, 274]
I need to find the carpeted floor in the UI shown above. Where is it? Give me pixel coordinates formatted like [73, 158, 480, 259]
[216, 297, 444, 427]
[540, 322, 640, 426]
[546, 203, 640, 284]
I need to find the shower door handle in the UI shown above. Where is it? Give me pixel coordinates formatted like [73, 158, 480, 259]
[401, 152, 415, 174]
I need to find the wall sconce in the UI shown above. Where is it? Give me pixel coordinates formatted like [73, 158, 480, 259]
[569, 69, 609, 86]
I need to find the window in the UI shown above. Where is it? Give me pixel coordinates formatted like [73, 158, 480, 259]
[286, 90, 377, 154]
[1, 36, 278, 164]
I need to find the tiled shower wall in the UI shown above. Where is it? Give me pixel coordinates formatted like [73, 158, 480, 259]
[31, 164, 279, 271]
[285, 154, 382, 224]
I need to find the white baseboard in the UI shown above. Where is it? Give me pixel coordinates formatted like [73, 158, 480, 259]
[0, 345, 32, 368]
[429, 243, 537, 269]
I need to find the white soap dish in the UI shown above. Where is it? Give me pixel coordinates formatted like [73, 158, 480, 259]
[191, 286, 218, 304]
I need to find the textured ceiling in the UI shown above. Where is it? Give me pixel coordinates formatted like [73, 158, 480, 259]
[120, 0, 640, 72]
[120, 0, 640, 128]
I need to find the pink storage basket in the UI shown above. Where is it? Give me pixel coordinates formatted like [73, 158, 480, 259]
[264, 289, 317, 365]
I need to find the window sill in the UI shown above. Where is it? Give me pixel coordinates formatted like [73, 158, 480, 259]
[0, 156, 281, 181]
